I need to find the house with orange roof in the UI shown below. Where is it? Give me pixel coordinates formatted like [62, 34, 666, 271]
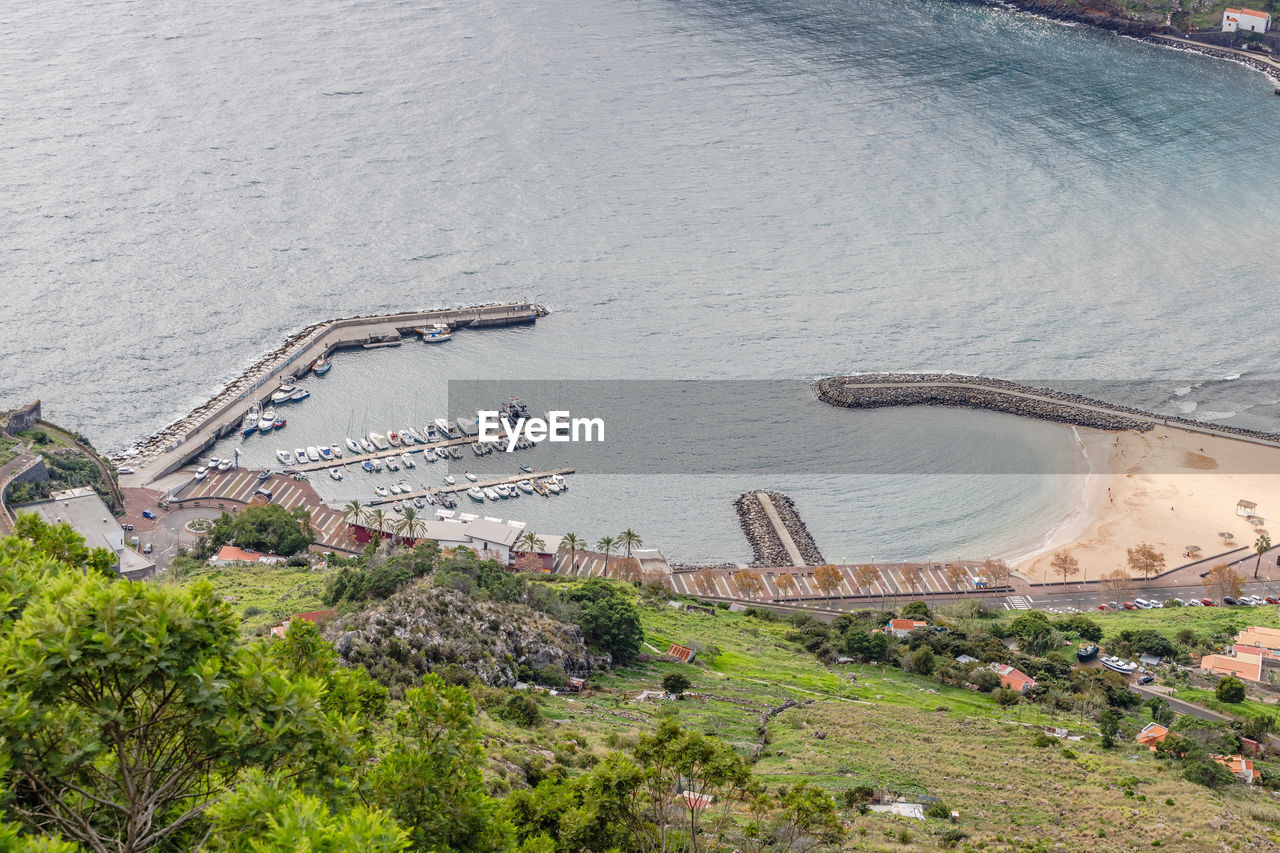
[989, 663, 1037, 693]
[1200, 652, 1264, 682]
[209, 545, 287, 566]
[1213, 754, 1256, 784]
[1222, 7, 1272, 31]
[1136, 722, 1169, 750]
[887, 618, 929, 638]
[667, 643, 696, 663]
[269, 609, 338, 638]
[1235, 626, 1280, 654]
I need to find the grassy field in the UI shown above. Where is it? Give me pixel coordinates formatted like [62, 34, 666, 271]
[180, 563, 327, 633]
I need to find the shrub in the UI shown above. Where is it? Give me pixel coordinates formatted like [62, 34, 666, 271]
[1182, 758, 1234, 789]
[1031, 733, 1056, 748]
[973, 670, 1002, 693]
[924, 801, 951, 819]
[1216, 676, 1246, 704]
[500, 693, 542, 727]
[995, 688, 1021, 707]
[662, 672, 691, 696]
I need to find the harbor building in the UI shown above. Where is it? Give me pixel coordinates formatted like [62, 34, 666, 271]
[1221, 8, 1272, 32]
[22, 487, 155, 580]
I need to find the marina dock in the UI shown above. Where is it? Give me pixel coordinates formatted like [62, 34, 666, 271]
[118, 302, 547, 485]
[365, 467, 575, 506]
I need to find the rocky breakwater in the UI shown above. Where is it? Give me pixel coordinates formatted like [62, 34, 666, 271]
[734, 490, 825, 567]
[327, 584, 603, 696]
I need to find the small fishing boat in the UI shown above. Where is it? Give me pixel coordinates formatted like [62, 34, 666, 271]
[483, 487, 500, 501]
[472, 442, 485, 456]
[443, 474, 456, 485]
[414, 497, 425, 509]
[218, 459, 233, 472]
[495, 484, 511, 498]
[289, 388, 310, 403]
[312, 356, 331, 376]
[398, 481, 412, 493]
[369, 432, 389, 450]
[360, 437, 375, 453]
[546, 478, 562, 494]
[422, 449, 436, 463]
[208, 456, 221, 467]
[330, 468, 343, 480]
[294, 449, 308, 464]
[389, 483, 401, 494]
[532, 480, 548, 496]
[399, 429, 416, 445]
[517, 479, 534, 494]
[258, 469, 272, 481]
[449, 448, 463, 460]
[406, 427, 427, 443]
[258, 408, 277, 432]
[519, 464, 533, 473]
[375, 486, 389, 497]
[465, 472, 478, 482]
[392, 501, 402, 512]
[271, 384, 296, 404]
[346, 437, 361, 453]
[277, 449, 293, 464]
[362, 460, 374, 472]
[388, 432, 402, 447]
[401, 452, 416, 468]
[241, 407, 259, 438]
[424, 492, 439, 506]
[1101, 656, 1136, 675]
[386, 459, 400, 472]
[468, 486, 485, 502]
[330, 445, 343, 459]
[195, 466, 208, 481]
[306, 446, 320, 462]
[273, 417, 287, 430]
[417, 323, 452, 343]
[371, 458, 384, 472]
[1077, 645, 1099, 663]
[318, 446, 333, 461]
[440, 494, 457, 509]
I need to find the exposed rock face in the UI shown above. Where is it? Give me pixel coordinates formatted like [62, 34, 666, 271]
[327, 583, 602, 694]
[734, 491, 824, 567]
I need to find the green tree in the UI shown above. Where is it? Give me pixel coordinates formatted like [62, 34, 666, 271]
[367, 508, 389, 546]
[559, 533, 582, 571]
[395, 507, 427, 544]
[1182, 758, 1235, 789]
[1100, 709, 1119, 748]
[618, 529, 642, 561]
[1147, 697, 1174, 727]
[900, 600, 930, 620]
[596, 536, 616, 572]
[1216, 675, 1247, 704]
[1255, 533, 1272, 580]
[12, 512, 115, 577]
[208, 503, 314, 556]
[361, 675, 512, 853]
[662, 672, 692, 696]
[0, 567, 351, 852]
[563, 579, 643, 664]
[517, 530, 547, 557]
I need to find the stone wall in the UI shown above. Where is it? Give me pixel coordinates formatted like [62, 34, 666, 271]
[4, 400, 41, 437]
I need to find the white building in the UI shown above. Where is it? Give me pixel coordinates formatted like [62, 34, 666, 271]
[1222, 7, 1271, 32]
[24, 487, 155, 579]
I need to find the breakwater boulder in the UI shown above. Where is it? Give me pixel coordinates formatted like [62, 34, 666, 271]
[734, 490, 825, 567]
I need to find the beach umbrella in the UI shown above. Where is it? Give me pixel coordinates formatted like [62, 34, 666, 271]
[1186, 545, 1201, 555]
[1250, 517, 1266, 527]
[1220, 531, 1235, 539]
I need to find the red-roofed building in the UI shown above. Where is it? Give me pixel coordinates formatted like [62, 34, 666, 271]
[1222, 7, 1271, 31]
[1136, 722, 1169, 750]
[1200, 652, 1264, 682]
[1213, 754, 1256, 784]
[667, 643, 696, 663]
[210, 545, 287, 566]
[989, 663, 1037, 693]
[270, 609, 338, 638]
[887, 619, 929, 638]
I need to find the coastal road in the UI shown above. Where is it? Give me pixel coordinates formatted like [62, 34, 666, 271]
[835, 378, 1280, 450]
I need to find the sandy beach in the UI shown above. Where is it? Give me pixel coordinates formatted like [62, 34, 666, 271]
[1016, 425, 1280, 582]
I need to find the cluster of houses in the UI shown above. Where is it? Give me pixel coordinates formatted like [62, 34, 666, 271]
[1135, 722, 1257, 785]
[1199, 625, 1280, 683]
[881, 619, 1043, 694]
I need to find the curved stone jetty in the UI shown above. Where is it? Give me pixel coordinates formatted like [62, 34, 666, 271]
[734, 490, 825, 568]
[814, 374, 1280, 447]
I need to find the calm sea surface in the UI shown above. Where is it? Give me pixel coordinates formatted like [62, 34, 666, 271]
[2, 0, 1277, 561]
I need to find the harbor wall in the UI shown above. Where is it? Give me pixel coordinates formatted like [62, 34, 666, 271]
[734, 490, 825, 567]
[120, 302, 548, 480]
[814, 374, 1280, 445]
[4, 401, 41, 437]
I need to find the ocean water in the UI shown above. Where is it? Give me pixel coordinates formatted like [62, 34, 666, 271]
[2, 0, 1277, 561]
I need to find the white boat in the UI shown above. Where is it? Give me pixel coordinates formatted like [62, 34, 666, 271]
[423, 449, 436, 463]
[313, 356, 331, 376]
[241, 406, 259, 438]
[392, 501, 403, 512]
[345, 437, 361, 454]
[208, 456, 221, 467]
[276, 450, 292, 464]
[195, 466, 208, 481]
[546, 478, 561, 494]
[369, 432, 389, 450]
[258, 408, 277, 432]
[306, 446, 320, 462]
[375, 486, 389, 497]
[294, 449, 308, 464]
[443, 475, 456, 486]
[517, 479, 533, 494]
[401, 452, 416, 468]
[388, 431, 402, 447]
[423, 425, 441, 442]
[414, 497, 425, 508]
[289, 388, 310, 403]
[399, 429, 416, 445]
[330, 468, 344, 481]
[549, 474, 568, 491]
[387, 457, 400, 471]
[318, 446, 333, 461]
[418, 323, 452, 343]
[468, 487, 485, 502]
[1101, 656, 1137, 675]
[398, 481, 412, 493]
[330, 445, 343, 459]
[271, 384, 296, 404]
[360, 437, 375, 453]
[483, 487, 500, 501]
[465, 472, 478, 482]
[389, 483, 402, 494]
[371, 458, 384, 472]
[406, 427, 427, 443]
[495, 484, 511, 498]
[217, 459, 233, 472]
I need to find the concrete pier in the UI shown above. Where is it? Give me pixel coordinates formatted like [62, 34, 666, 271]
[734, 490, 825, 567]
[119, 302, 547, 484]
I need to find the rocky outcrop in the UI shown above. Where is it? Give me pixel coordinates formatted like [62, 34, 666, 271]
[734, 491, 824, 567]
[327, 583, 602, 695]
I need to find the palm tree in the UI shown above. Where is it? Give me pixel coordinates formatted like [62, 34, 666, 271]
[597, 536, 616, 572]
[518, 530, 547, 556]
[618, 528, 642, 560]
[395, 507, 426, 545]
[1255, 533, 1272, 580]
[559, 533, 583, 572]
[342, 499, 366, 531]
[366, 508, 388, 546]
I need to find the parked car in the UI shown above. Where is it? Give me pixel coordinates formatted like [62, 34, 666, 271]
[142, 543, 153, 554]
[1098, 603, 1113, 610]
[141, 510, 156, 519]
[1224, 596, 1239, 606]
[1123, 601, 1138, 610]
[117, 467, 134, 475]
[1186, 598, 1203, 606]
[1201, 598, 1218, 606]
[1137, 675, 1155, 685]
[1266, 596, 1280, 605]
[1172, 597, 1185, 606]
[122, 523, 133, 531]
